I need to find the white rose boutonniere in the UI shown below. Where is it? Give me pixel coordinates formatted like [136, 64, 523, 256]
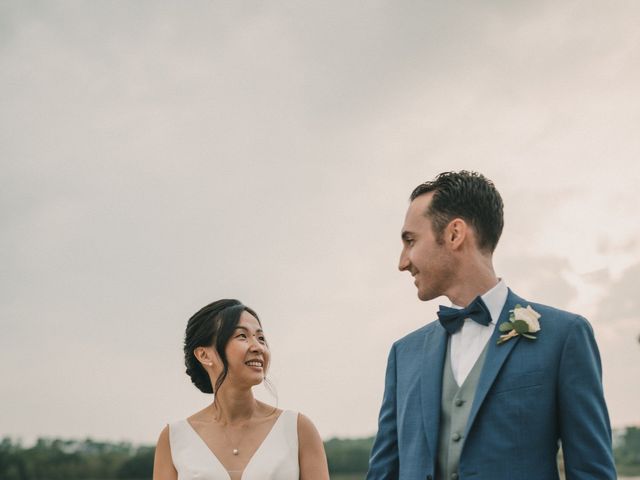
[497, 304, 541, 345]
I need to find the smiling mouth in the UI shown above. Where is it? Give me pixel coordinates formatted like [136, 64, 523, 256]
[245, 360, 263, 368]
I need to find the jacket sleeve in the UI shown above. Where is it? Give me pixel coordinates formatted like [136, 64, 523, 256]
[557, 316, 617, 480]
[366, 343, 399, 480]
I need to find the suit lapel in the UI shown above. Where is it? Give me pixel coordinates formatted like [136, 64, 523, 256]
[464, 289, 526, 438]
[420, 324, 448, 460]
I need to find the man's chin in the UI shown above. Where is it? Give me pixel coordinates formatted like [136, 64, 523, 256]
[417, 289, 435, 302]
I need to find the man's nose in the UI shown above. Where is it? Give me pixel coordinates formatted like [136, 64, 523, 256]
[398, 250, 410, 271]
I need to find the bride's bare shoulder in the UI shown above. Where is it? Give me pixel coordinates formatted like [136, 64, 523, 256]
[256, 400, 282, 417]
[186, 406, 214, 425]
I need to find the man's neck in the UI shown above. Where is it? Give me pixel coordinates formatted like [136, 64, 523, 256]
[446, 261, 499, 307]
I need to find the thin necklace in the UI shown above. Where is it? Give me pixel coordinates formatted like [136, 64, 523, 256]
[221, 424, 244, 456]
[212, 406, 253, 456]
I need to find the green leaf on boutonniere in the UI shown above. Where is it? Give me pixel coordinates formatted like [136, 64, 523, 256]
[499, 322, 513, 332]
[521, 333, 537, 340]
[512, 320, 529, 334]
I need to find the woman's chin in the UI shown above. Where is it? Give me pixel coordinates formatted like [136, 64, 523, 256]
[234, 376, 265, 389]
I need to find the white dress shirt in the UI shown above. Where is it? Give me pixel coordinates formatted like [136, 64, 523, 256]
[449, 279, 508, 386]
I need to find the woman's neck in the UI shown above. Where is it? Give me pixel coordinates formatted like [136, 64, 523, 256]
[211, 386, 258, 424]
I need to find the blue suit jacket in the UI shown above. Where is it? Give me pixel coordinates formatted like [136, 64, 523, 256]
[366, 290, 616, 480]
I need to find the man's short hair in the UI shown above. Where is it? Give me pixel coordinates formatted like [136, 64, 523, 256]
[410, 170, 504, 253]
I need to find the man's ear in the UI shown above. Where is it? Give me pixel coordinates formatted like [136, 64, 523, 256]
[446, 218, 468, 250]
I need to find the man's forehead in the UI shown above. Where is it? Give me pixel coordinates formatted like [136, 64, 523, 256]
[401, 196, 436, 240]
[404, 193, 433, 224]
[410, 191, 434, 210]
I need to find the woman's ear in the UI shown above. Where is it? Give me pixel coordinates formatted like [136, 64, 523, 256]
[194, 346, 216, 367]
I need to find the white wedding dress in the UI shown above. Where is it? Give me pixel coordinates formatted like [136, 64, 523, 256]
[169, 410, 299, 480]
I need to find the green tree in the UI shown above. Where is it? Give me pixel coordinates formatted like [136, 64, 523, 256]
[324, 437, 373, 474]
[117, 446, 155, 479]
[615, 426, 640, 467]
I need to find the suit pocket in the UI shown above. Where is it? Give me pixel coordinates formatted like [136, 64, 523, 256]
[491, 369, 544, 394]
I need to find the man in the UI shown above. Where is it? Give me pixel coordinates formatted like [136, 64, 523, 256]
[366, 171, 616, 480]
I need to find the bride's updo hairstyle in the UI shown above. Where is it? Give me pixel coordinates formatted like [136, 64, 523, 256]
[184, 299, 261, 394]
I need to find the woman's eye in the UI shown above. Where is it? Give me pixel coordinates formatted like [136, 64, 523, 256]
[237, 333, 247, 339]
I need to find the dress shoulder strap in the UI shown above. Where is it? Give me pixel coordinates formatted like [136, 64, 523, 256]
[279, 410, 299, 456]
[167, 419, 192, 466]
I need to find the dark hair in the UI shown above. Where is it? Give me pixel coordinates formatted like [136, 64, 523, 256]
[410, 170, 504, 252]
[184, 299, 260, 394]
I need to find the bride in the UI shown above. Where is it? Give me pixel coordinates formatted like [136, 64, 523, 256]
[153, 299, 330, 480]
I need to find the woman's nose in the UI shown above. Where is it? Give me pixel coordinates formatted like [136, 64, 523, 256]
[249, 337, 264, 351]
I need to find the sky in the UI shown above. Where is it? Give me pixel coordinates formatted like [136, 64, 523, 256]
[1, 1, 639, 445]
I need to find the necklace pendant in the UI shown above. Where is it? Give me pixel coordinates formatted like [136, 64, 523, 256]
[232, 448, 239, 456]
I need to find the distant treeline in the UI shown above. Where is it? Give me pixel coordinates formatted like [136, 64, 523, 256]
[616, 426, 640, 476]
[0, 436, 373, 479]
[0, 438, 153, 480]
[1, 427, 638, 479]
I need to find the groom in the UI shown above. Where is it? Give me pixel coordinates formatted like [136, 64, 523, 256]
[366, 171, 616, 480]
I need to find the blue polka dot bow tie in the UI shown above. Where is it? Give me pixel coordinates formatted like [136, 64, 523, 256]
[437, 296, 492, 334]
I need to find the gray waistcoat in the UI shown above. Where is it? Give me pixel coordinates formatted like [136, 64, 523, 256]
[435, 340, 489, 480]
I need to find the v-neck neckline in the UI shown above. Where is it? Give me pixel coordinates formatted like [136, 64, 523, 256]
[184, 411, 285, 480]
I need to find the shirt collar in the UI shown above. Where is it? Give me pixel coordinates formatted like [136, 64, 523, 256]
[451, 279, 508, 325]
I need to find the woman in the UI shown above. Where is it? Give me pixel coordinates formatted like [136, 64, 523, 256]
[153, 299, 330, 480]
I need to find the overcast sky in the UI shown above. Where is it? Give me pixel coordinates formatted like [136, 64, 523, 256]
[2, 1, 639, 445]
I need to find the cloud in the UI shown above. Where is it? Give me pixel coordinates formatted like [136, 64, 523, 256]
[2, 0, 640, 442]
[495, 254, 577, 309]
[596, 262, 640, 324]
[593, 262, 640, 428]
